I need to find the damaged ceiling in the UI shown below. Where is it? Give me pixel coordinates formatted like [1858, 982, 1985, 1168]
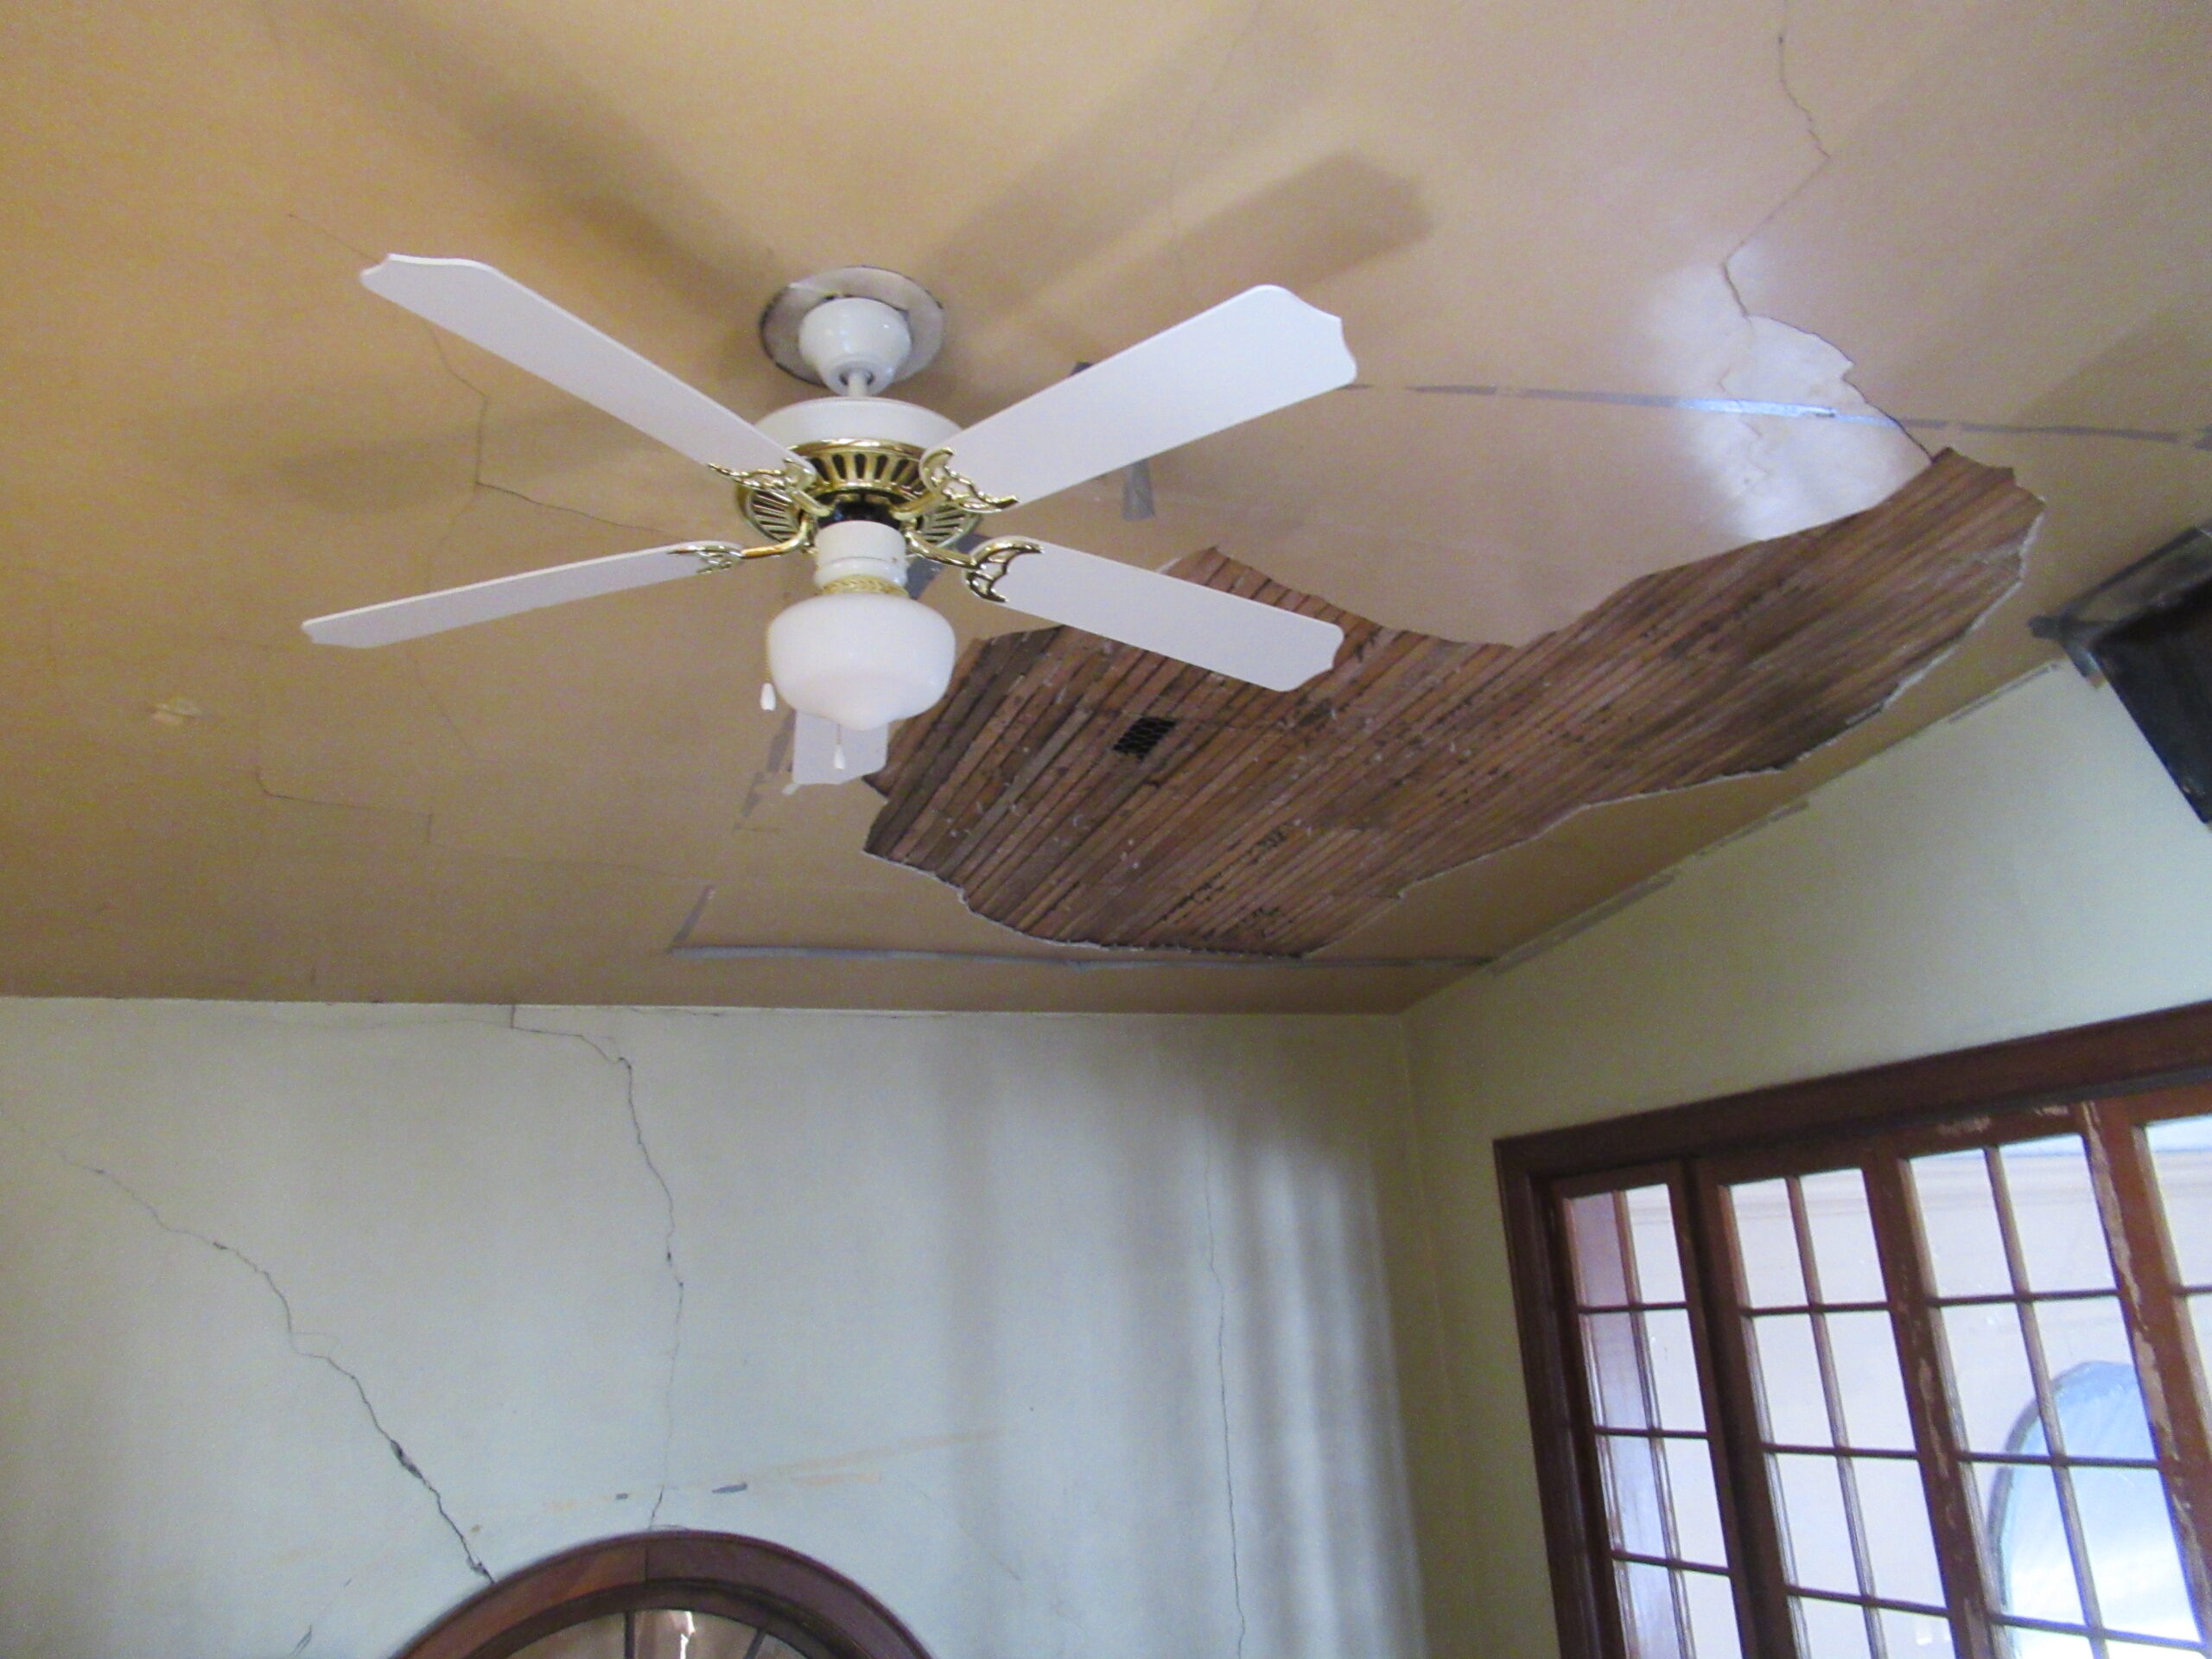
[0, 0, 2208, 1013]
[869, 454, 2040, 956]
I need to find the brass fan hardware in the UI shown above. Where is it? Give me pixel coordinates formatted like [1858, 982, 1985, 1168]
[727, 441, 1039, 601]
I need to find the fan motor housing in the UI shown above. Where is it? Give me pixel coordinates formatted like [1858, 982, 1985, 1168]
[741, 397, 977, 546]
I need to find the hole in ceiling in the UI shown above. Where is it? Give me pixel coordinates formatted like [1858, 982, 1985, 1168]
[866, 453, 2044, 958]
[1110, 716, 1179, 759]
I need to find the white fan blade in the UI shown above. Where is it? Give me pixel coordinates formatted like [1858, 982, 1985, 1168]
[304, 544, 718, 647]
[945, 286, 1355, 505]
[362, 256, 796, 475]
[995, 543, 1343, 690]
[791, 711, 889, 786]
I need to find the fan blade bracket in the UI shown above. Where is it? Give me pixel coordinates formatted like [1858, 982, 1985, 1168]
[900, 530, 1043, 604]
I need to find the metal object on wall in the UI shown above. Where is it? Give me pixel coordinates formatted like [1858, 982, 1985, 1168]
[2033, 524, 2212, 823]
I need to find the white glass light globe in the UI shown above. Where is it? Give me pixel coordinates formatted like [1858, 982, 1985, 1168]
[766, 590, 956, 730]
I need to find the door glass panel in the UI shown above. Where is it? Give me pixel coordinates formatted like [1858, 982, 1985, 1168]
[2144, 1113, 2212, 1286]
[1647, 1308, 1707, 1431]
[1772, 1452, 1860, 1594]
[1999, 1630, 2094, 1659]
[1793, 1595, 1873, 1659]
[1568, 1191, 1633, 1304]
[1980, 1459, 2085, 1626]
[1998, 1137, 2115, 1293]
[1938, 1303, 2037, 1452]
[1679, 1567, 1744, 1658]
[2026, 1303, 2151, 1454]
[1602, 1432, 1669, 1557]
[1751, 1314, 1831, 1445]
[1731, 1179, 1809, 1306]
[1662, 1436, 1727, 1567]
[1800, 1169, 1887, 1303]
[1585, 1312, 1651, 1427]
[1824, 1312, 1915, 1450]
[1910, 1150, 2013, 1297]
[1852, 1455, 1944, 1605]
[1878, 1608, 1955, 1656]
[1563, 1177, 1734, 1658]
[1628, 1183, 1688, 1302]
[1618, 1560, 1687, 1659]
[2069, 1464, 2198, 1643]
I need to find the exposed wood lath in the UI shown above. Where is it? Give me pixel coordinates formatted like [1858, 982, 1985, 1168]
[867, 454, 2042, 957]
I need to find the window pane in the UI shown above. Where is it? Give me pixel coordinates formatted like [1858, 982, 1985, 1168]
[1662, 1436, 1727, 1567]
[1996, 1630, 2093, 1659]
[2193, 1294, 2211, 1383]
[2027, 1304, 2152, 1458]
[1751, 1314, 1833, 1446]
[2144, 1113, 2212, 1286]
[1827, 1311, 1916, 1450]
[1585, 1312, 1650, 1427]
[1852, 1455, 1944, 1605]
[1938, 1302, 2037, 1452]
[1978, 1459, 2085, 1626]
[1618, 1560, 1687, 1659]
[1680, 1567, 1743, 1659]
[1801, 1169, 1887, 1303]
[638, 1614, 766, 1659]
[515, 1618, 627, 1659]
[1646, 1308, 1707, 1431]
[1910, 1151, 2012, 1297]
[1772, 1452, 1860, 1595]
[1878, 1608, 1955, 1656]
[1569, 1192, 1633, 1306]
[1602, 1433, 1669, 1557]
[1997, 1137, 2114, 1293]
[1793, 1595, 1873, 1659]
[1627, 1183, 1688, 1303]
[2069, 1465, 2200, 1643]
[1731, 1179, 1808, 1306]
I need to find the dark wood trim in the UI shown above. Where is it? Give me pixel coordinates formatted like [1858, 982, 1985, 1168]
[1499, 1138, 1621, 1659]
[1682, 1162, 1796, 1658]
[391, 1532, 935, 1659]
[1863, 1152, 2000, 1659]
[2081, 1091, 2212, 1636]
[1498, 997, 2212, 1179]
[1493, 996, 2212, 1659]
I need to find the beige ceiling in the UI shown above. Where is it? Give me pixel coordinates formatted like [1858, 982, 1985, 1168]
[2, 0, 2207, 1014]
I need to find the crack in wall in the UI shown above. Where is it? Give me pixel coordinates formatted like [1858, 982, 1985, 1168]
[1201, 1125, 1248, 1659]
[71, 1159, 493, 1585]
[1771, 0, 1831, 163]
[506, 1012, 688, 1528]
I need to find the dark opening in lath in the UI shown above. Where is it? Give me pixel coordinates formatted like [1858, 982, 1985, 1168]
[1111, 716, 1179, 759]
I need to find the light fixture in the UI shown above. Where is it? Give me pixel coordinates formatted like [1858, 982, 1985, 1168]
[765, 518, 956, 730]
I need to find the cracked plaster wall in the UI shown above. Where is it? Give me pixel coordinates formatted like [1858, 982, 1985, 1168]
[0, 1001, 1423, 1659]
[1392, 665, 2212, 1658]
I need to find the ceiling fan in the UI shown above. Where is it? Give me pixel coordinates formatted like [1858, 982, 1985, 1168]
[305, 257, 1355, 784]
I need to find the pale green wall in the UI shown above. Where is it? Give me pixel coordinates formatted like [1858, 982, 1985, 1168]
[0, 1004, 1424, 1659]
[1395, 664, 2212, 1658]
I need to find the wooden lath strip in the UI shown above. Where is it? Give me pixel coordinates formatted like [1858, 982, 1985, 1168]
[866, 454, 2041, 956]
